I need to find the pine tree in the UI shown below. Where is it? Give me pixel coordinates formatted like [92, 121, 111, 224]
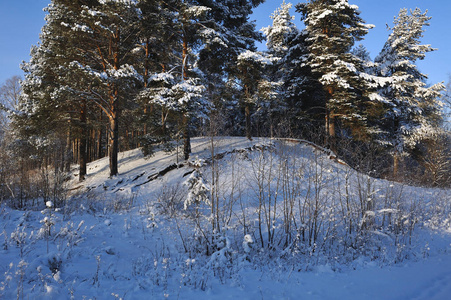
[18, 0, 141, 179]
[261, 1, 297, 137]
[18, 0, 81, 174]
[281, 27, 324, 139]
[375, 8, 445, 177]
[134, 0, 179, 144]
[173, 1, 211, 160]
[46, 0, 96, 179]
[262, 1, 326, 139]
[62, 0, 141, 177]
[296, 0, 374, 150]
[236, 50, 276, 139]
[262, 1, 298, 59]
[136, 0, 221, 160]
[136, 0, 265, 158]
[196, 0, 265, 138]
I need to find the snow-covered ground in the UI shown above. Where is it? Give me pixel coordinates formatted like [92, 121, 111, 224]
[1, 137, 450, 299]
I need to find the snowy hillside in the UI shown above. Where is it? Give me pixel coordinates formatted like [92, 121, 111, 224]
[1, 137, 451, 299]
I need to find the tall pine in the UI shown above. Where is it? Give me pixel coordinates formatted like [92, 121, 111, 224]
[375, 8, 444, 177]
[66, 0, 141, 177]
[296, 0, 374, 150]
[197, 0, 265, 138]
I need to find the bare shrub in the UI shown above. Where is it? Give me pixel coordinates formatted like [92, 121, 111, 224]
[153, 182, 184, 217]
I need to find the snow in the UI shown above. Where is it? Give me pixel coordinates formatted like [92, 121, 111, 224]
[321, 73, 351, 89]
[148, 72, 175, 84]
[85, 8, 106, 18]
[238, 50, 274, 66]
[261, 1, 299, 55]
[98, 0, 136, 5]
[0, 137, 450, 299]
[69, 61, 141, 82]
[186, 6, 211, 18]
[70, 24, 93, 33]
[316, 9, 333, 20]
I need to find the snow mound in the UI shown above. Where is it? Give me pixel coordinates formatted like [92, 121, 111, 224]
[1, 137, 450, 299]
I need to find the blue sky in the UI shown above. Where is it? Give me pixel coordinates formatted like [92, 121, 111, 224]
[0, 0, 49, 83]
[0, 0, 450, 86]
[254, 0, 451, 86]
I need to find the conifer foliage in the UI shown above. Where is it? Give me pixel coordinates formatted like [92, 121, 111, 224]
[18, 0, 265, 177]
[374, 8, 445, 176]
[296, 0, 375, 149]
[7, 0, 449, 187]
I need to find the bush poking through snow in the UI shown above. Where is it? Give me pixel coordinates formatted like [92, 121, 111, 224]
[243, 234, 254, 254]
[183, 157, 211, 211]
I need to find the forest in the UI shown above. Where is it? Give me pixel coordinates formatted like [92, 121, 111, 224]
[3, 0, 451, 213]
[0, 0, 449, 198]
[0, 1, 451, 298]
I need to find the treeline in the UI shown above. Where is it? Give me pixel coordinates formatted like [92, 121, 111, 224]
[14, 0, 267, 180]
[0, 0, 450, 196]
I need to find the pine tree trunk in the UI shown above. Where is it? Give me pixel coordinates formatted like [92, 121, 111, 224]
[109, 108, 119, 177]
[87, 130, 92, 163]
[325, 85, 336, 152]
[73, 139, 79, 164]
[181, 27, 191, 160]
[393, 152, 399, 179]
[65, 119, 72, 173]
[97, 112, 103, 159]
[108, 29, 120, 177]
[79, 100, 88, 181]
[183, 114, 191, 161]
[270, 120, 274, 139]
[245, 103, 252, 141]
[328, 113, 336, 153]
[79, 138, 87, 181]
